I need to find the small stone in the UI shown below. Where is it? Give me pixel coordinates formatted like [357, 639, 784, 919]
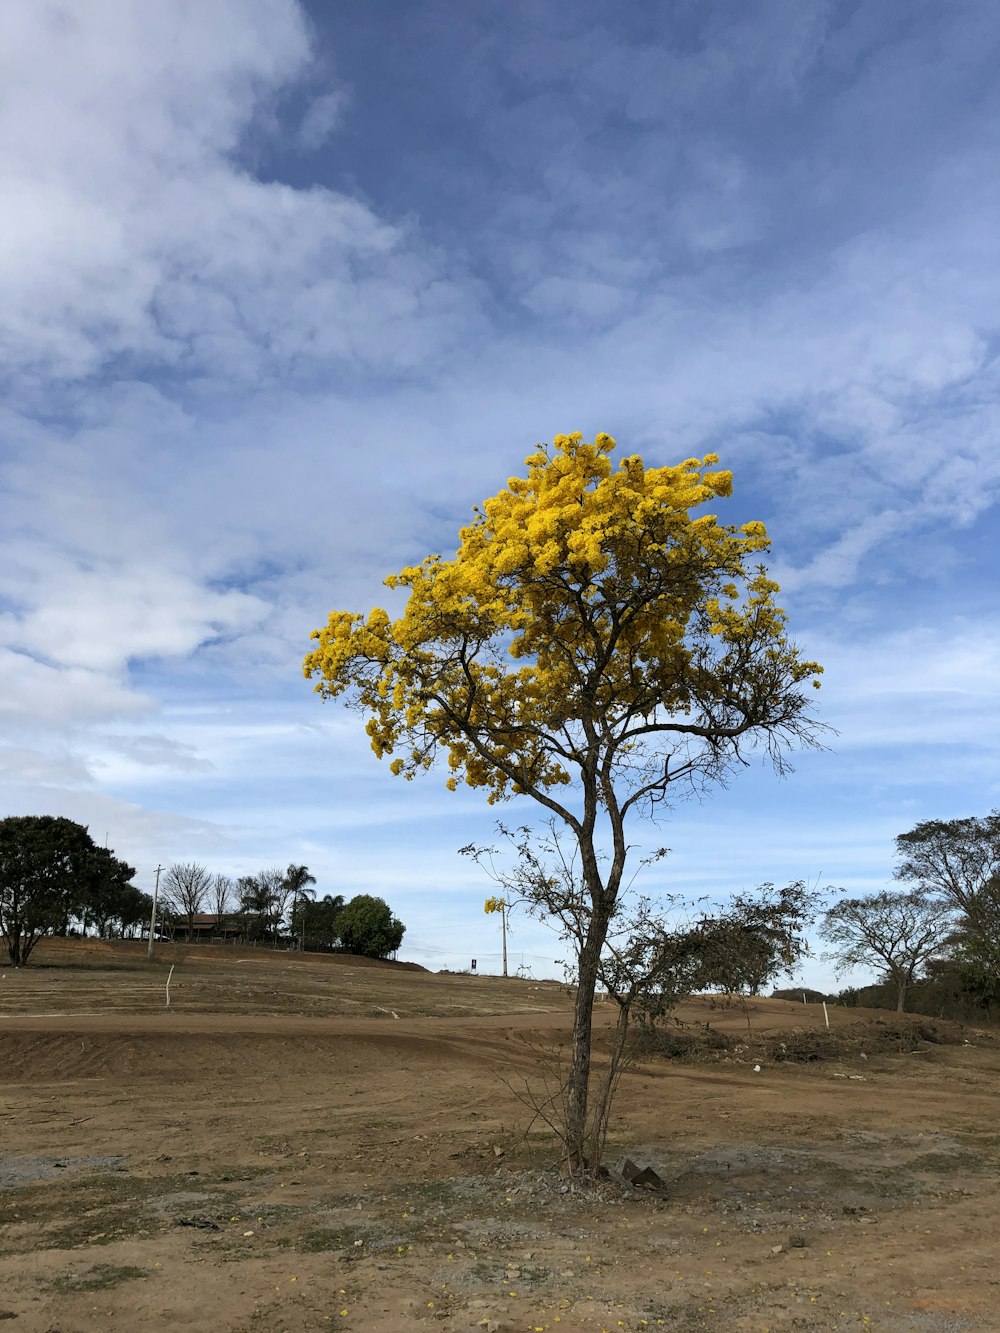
[771, 1244, 784, 1254]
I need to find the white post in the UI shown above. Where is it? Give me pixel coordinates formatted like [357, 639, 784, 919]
[165, 963, 174, 1008]
[148, 865, 163, 960]
[822, 1001, 830, 1029]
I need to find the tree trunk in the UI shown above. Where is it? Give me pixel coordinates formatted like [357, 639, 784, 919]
[564, 925, 602, 1174]
[586, 1000, 632, 1169]
[7, 929, 37, 967]
[563, 872, 617, 1174]
[560, 803, 626, 1176]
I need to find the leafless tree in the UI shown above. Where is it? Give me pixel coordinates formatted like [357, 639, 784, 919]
[162, 862, 213, 941]
[210, 874, 235, 926]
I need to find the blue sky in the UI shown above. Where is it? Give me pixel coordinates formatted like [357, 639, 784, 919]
[2, 0, 998, 988]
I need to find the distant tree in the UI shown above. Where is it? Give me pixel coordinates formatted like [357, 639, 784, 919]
[337, 894, 405, 959]
[237, 868, 287, 944]
[918, 951, 1000, 1022]
[264, 867, 295, 944]
[162, 862, 213, 941]
[81, 846, 139, 937]
[771, 986, 829, 1004]
[291, 883, 317, 945]
[294, 893, 344, 950]
[0, 816, 101, 965]
[895, 812, 1000, 965]
[237, 875, 265, 942]
[820, 890, 950, 1013]
[114, 885, 154, 939]
[695, 881, 812, 998]
[210, 873, 235, 924]
[237, 874, 260, 941]
[284, 864, 316, 949]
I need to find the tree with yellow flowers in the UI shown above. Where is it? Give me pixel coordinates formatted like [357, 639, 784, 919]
[304, 432, 822, 1173]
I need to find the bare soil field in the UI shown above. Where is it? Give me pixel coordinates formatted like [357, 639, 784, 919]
[1, 940, 999, 1332]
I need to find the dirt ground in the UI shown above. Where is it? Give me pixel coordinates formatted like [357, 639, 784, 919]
[1, 942, 999, 1332]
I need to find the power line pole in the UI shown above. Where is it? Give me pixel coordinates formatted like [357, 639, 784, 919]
[148, 865, 164, 960]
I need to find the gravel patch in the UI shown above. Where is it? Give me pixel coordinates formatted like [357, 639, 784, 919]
[0, 1154, 126, 1189]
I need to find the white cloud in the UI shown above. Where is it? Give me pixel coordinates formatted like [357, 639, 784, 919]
[1, 565, 265, 673]
[0, 1, 488, 730]
[0, 0, 478, 385]
[0, 744, 94, 788]
[0, 648, 152, 724]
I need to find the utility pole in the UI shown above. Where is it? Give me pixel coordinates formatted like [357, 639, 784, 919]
[148, 865, 164, 960]
[485, 895, 524, 978]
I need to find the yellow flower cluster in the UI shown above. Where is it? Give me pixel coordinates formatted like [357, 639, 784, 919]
[303, 432, 822, 803]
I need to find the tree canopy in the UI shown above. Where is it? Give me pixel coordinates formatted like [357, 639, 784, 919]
[284, 864, 317, 950]
[820, 889, 949, 1013]
[693, 881, 812, 998]
[0, 816, 134, 966]
[336, 894, 405, 959]
[895, 812, 1000, 964]
[81, 846, 145, 938]
[293, 893, 345, 950]
[237, 868, 288, 944]
[305, 432, 822, 1171]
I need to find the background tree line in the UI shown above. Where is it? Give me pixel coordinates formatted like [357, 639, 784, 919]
[818, 811, 1000, 1020]
[159, 862, 404, 959]
[0, 816, 405, 965]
